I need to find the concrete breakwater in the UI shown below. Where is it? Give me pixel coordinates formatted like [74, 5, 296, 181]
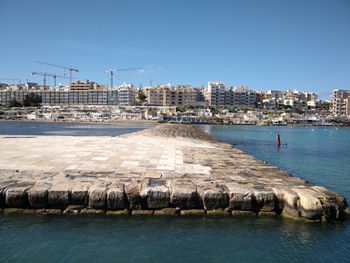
[0, 124, 348, 221]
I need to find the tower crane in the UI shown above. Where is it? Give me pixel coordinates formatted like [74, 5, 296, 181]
[0, 78, 22, 85]
[31, 72, 69, 87]
[105, 67, 143, 89]
[36, 61, 79, 84]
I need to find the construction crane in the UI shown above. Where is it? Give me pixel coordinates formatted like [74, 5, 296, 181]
[0, 78, 22, 85]
[31, 72, 69, 87]
[36, 61, 79, 84]
[105, 68, 143, 89]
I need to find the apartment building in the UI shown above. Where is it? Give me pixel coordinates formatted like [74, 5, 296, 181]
[143, 84, 196, 106]
[0, 90, 118, 105]
[346, 98, 350, 116]
[231, 86, 257, 107]
[174, 85, 197, 106]
[143, 84, 171, 106]
[207, 82, 225, 106]
[194, 86, 207, 106]
[117, 82, 135, 106]
[69, 80, 102, 90]
[206, 83, 256, 107]
[0, 79, 117, 106]
[332, 89, 350, 116]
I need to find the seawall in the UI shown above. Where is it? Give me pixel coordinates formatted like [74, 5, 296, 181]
[0, 124, 348, 221]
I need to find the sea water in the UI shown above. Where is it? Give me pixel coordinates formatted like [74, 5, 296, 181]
[0, 122, 349, 262]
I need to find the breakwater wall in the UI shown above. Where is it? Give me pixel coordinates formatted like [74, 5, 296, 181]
[0, 124, 349, 221]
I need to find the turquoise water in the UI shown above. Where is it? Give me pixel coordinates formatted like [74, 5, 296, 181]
[200, 125, 350, 200]
[0, 215, 349, 263]
[0, 122, 349, 262]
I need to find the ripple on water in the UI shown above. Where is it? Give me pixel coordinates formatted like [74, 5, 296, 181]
[0, 215, 350, 263]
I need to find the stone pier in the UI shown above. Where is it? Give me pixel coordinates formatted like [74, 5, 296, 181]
[0, 124, 348, 221]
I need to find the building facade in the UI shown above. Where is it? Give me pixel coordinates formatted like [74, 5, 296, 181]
[143, 84, 197, 106]
[69, 80, 102, 90]
[117, 82, 135, 106]
[206, 83, 256, 107]
[207, 82, 225, 106]
[0, 90, 118, 106]
[332, 89, 350, 116]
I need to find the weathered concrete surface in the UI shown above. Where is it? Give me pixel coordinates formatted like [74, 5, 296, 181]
[107, 182, 125, 210]
[88, 182, 109, 209]
[28, 182, 50, 208]
[0, 124, 348, 221]
[140, 179, 170, 209]
[5, 182, 34, 207]
[48, 182, 71, 207]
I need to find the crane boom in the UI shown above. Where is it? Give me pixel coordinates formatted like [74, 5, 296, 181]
[32, 72, 69, 87]
[105, 67, 143, 89]
[116, 67, 143, 72]
[36, 61, 79, 84]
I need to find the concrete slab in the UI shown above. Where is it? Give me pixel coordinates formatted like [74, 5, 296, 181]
[0, 124, 348, 221]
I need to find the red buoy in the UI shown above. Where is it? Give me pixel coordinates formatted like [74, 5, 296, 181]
[276, 134, 281, 146]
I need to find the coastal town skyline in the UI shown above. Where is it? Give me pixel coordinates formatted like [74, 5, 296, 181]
[1, 1, 350, 262]
[1, 0, 350, 98]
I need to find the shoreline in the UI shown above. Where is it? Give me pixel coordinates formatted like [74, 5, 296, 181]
[0, 118, 348, 128]
[0, 118, 159, 126]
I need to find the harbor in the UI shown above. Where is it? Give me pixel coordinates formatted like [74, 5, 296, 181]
[0, 124, 348, 221]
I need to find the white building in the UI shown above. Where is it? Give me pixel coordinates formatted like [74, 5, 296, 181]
[117, 82, 135, 106]
[207, 82, 225, 106]
[332, 89, 350, 116]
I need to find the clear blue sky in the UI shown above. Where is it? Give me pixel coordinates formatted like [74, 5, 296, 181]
[0, 0, 349, 98]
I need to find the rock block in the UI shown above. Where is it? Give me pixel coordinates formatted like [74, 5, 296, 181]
[3, 208, 36, 214]
[170, 180, 201, 209]
[125, 181, 144, 210]
[63, 205, 83, 215]
[154, 208, 177, 215]
[180, 209, 205, 216]
[226, 183, 253, 210]
[107, 183, 126, 210]
[88, 182, 108, 209]
[206, 208, 230, 216]
[253, 188, 277, 212]
[106, 210, 130, 216]
[37, 209, 62, 215]
[71, 182, 91, 206]
[5, 182, 33, 207]
[258, 211, 279, 217]
[272, 187, 300, 218]
[48, 182, 71, 207]
[311, 186, 349, 221]
[292, 187, 323, 220]
[0, 180, 17, 207]
[197, 183, 228, 210]
[80, 208, 105, 215]
[28, 183, 51, 208]
[131, 210, 154, 215]
[140, 179, 170, 209]
[231, 210, 257, 217]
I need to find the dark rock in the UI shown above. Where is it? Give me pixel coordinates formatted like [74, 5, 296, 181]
[27, 183, 50, 208]
[48, 182, 71, 207]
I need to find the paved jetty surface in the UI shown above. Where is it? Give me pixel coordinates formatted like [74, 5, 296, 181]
[0, 124, 348, 221]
